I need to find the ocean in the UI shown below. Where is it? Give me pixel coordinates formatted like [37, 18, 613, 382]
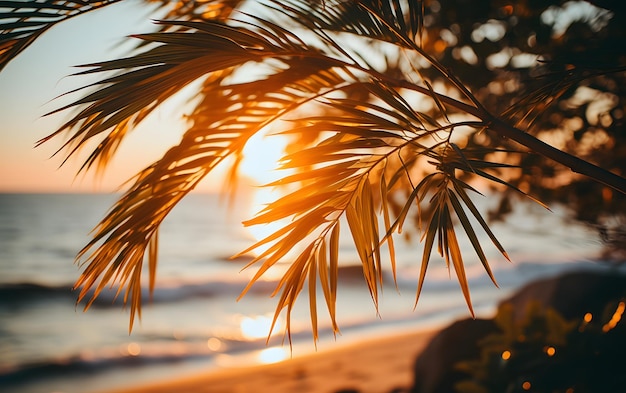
[0, 192, 615, 393]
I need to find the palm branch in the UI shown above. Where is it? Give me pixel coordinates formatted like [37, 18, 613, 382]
[0, 0, 248, 72]
[0, 0, 123, 72]
[4, 0, 626, 340]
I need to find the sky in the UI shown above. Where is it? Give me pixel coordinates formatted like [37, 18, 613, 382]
[0, 2, 226, 193]
[0, 1, 604, 194]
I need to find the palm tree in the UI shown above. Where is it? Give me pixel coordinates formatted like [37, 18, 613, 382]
[2, 0, 624, 340]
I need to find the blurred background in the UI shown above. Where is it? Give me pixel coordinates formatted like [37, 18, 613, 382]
[1, 1, 625, 392]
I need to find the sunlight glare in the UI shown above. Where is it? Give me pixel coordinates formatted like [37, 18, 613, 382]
[246, 187, 289, 242]
[240, 130, 301, 259]
[240, 132, 288, 186]
[240, 315, 280, 340]
[244, 185, 303, 261]
[258, 347, 288, 364]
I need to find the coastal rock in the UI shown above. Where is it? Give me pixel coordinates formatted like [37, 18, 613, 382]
[501, 269, 626, 323]
[410, 318, 497, 393]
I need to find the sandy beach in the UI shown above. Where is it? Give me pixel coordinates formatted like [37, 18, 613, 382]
[103, 329, 437, 393]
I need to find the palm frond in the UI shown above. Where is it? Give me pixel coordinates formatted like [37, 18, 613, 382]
[234, 88, 516, 341]
[0, 0, 250, 72]
[504, 62, 626, 129]
[31, 0, 626, 343]
[0, 0, 122, 72]
[39, 19, 285, 171]
[277, 0, 423, 47]
[69, 13, 372, 329]
[56, 0, 507, 340]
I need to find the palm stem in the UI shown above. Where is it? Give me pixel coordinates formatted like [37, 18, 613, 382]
[487, 117, 626, 195]
[391, 80, 626, 195]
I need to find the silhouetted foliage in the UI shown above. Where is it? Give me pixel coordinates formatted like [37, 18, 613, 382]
[456, 300, 626, 393]
[411, 0, 626, 249]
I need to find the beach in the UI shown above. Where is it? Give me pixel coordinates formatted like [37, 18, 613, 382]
[0, 193, 609, 393]
[103, 268, 626, 393]
[104, 328, 437, 393]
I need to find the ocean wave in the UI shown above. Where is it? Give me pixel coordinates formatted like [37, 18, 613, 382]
[2, 261, 615, 311]
[0, 346, 211, 390]
[0, 265, 384, 309]
[0, 280, 267, 309]
[0, 325, 340, 392]
[0, 311, 409, 386]
[0, 282, 74, 306]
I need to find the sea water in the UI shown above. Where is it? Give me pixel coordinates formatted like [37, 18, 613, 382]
[0, 192, 614, 393]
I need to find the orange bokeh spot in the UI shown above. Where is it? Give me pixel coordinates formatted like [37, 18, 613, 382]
[433, 40, 447, 53]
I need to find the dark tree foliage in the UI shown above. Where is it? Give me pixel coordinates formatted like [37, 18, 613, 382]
[411, 0, 626, 256]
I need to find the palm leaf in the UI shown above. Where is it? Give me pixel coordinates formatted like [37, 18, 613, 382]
[68, 14, 373, 327]
[451, 179, 511, 262]
[380, 172, 398, 286]
[39, 21, 264, 172]
[416, 189, 440, 303]
[444, 212, 474, 317]
[0, 0, 121, 71]
[447, 186, 498, 287]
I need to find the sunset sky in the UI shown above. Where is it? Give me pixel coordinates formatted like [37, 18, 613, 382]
[0, 2, 229, 193]
[0, 1, 599, 194]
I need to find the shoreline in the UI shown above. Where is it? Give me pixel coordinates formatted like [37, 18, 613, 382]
[100, 328, 438, 393]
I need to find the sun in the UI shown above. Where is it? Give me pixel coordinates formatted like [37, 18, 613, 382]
[240, 131, 298, 254]
[240, 131, 289, 186]
[243, 179, 308, 260]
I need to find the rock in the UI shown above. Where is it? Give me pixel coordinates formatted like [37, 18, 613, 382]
[500, 269, 626, 323]
[410, 269, 626, 393]
[410, 317, 498, 393]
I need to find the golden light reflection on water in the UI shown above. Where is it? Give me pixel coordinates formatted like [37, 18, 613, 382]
[215, 346, 289, 368]
[207, 337, 223, 351]
[126, 342, 141, 356]
[257, 347, 288, 364]
[240, 315, 281, 340]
